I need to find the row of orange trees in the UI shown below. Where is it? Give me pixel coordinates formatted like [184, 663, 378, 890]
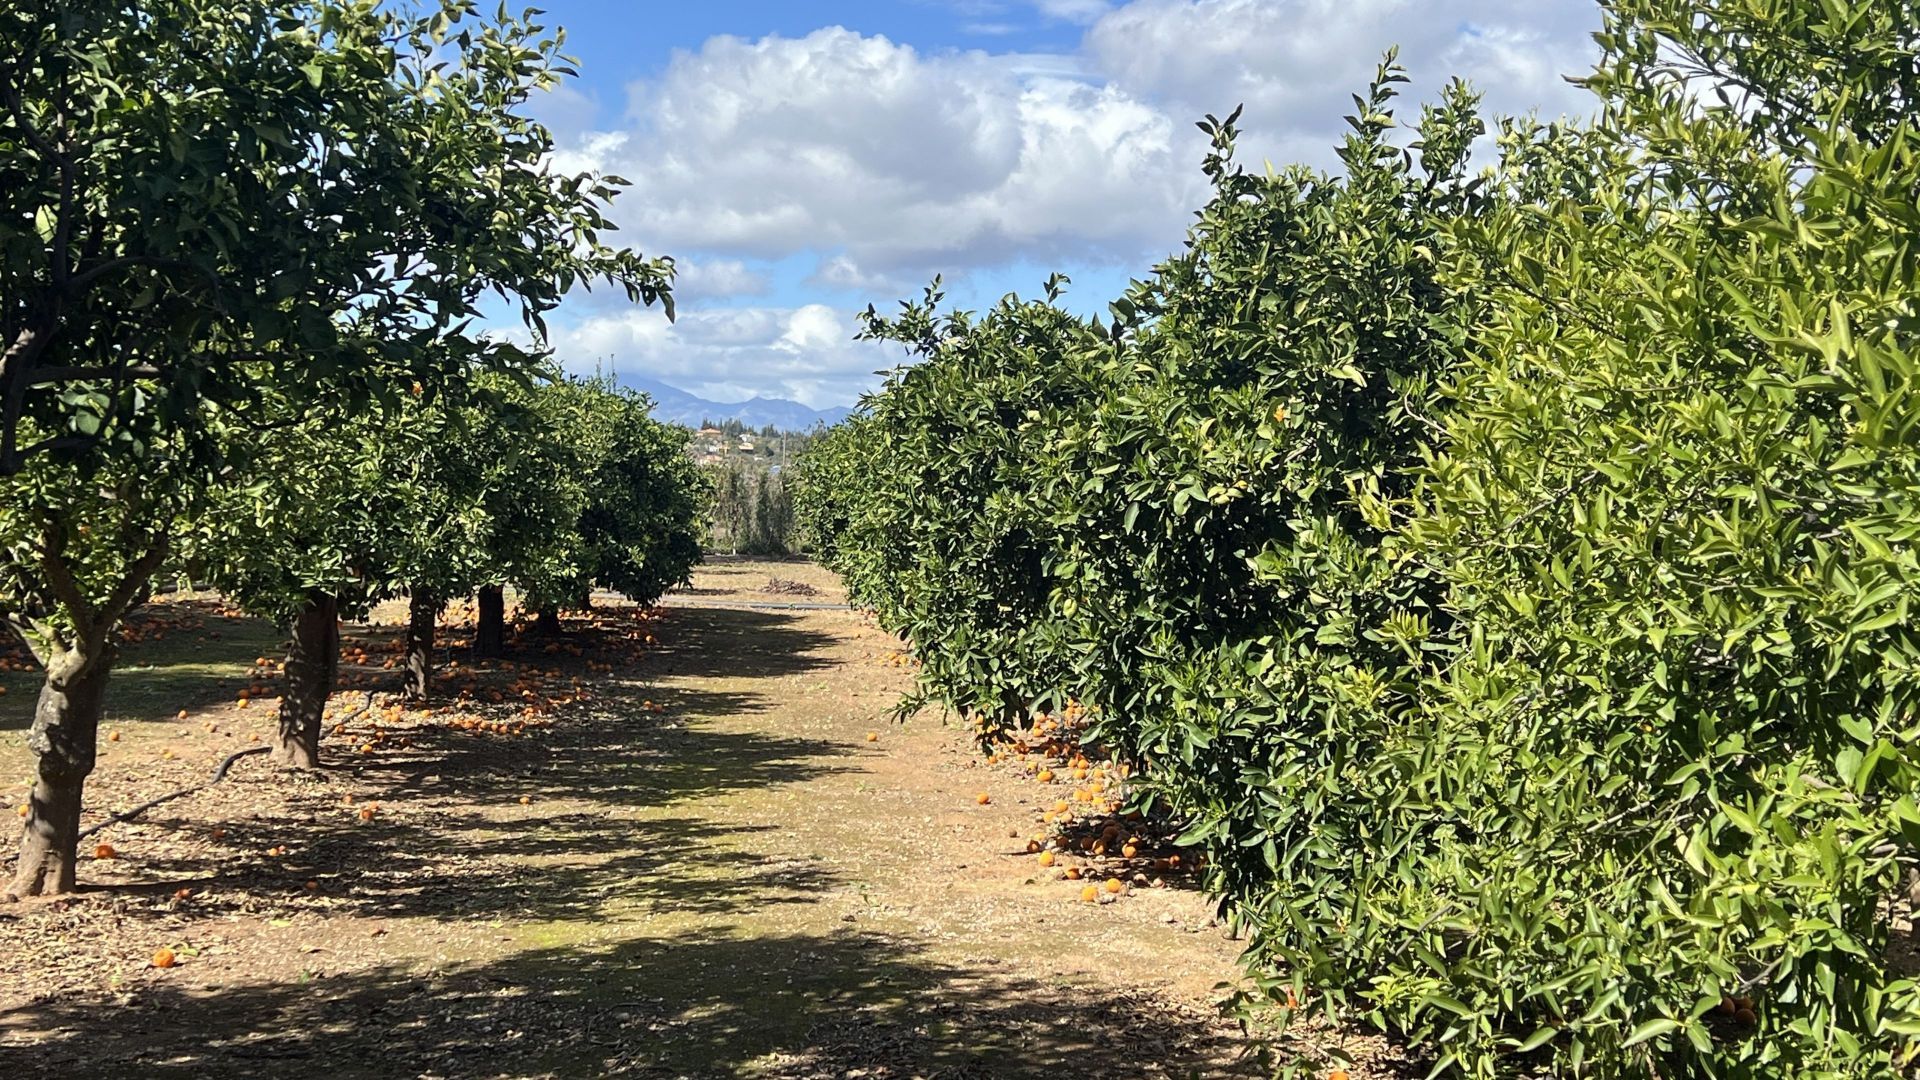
[0, 2, 703, 897]
[796, 1, 1920, 1075]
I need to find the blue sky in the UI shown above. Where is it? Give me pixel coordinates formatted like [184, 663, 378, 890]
[520, 0, 1603, 408]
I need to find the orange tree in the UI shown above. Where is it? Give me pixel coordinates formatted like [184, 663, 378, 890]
[368, 376, 707, 697]
[195, 370, 574, 761]
[799, 2, 1920, 1073]
[0, 0, 671, 896]
[800, 274, 1106, 727]
[1377, 1, 1920, 1073]
[529, 377, 710, 619]
[196, 371, 706, 766]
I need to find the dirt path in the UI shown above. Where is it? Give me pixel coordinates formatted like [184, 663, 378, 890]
[0, 561, 1273, 1078]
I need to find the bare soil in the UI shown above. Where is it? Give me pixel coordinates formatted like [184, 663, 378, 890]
[0, 559, 1368, 1078]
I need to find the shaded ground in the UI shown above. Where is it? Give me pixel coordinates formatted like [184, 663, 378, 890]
[0, 560, 1305, 1078]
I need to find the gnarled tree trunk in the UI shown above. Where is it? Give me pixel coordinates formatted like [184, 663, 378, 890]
[476, 584, 505, 659]
[404, 588, 436, 700]
[9, 646, 113, 897]
[274, 592, 339, 768]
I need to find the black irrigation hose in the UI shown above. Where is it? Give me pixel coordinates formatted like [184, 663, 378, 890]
[75, 690, 380, 841]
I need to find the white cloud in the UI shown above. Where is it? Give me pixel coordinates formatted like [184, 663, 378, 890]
[671, 257, 772, 300]
[1084, 0, 1600, 169]
[1036, 0, 1114, 23]
[547, 304, 900, 408]
[530, 1, 1603, 409]
[584, 28, 1204, 289]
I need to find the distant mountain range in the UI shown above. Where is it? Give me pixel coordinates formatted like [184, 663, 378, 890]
[620, 375, 854, 432]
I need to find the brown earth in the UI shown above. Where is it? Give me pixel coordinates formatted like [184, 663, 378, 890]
[0, 559, 1375, 1078]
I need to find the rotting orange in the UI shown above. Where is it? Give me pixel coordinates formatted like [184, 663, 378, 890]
[93, 842, 116, 860]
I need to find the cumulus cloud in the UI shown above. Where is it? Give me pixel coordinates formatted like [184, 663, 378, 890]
[545, 305, 902, 408]
[671, 257, 773, 301]
[530, 0, 1602, 408]
[1084, 0, 1601, 168]
[589, 29, 1205, 289]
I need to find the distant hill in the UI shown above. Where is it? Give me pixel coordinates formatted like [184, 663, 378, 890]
[620, 375, 853, 431]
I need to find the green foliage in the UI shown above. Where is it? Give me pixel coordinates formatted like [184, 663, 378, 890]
[0, 0, 682, 893]
[0, 0, 670, 478]
[1374, 3, 1920, 1073]
[201, 370, 710, 623]
[537, 379, 709, 609]
[705, 459, 797, 556]
[797, 4, 1920, 1075]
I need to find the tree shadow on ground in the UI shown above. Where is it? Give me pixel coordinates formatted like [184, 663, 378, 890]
[644, 607, 841, 681]
[0, 607, 285, 732]
[68, 675, 860, 926]
[0, 927, 1293, 1079]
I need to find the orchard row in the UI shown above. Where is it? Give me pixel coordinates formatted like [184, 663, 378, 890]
[796, 3, 1920, 1077]
[1, 4, 701, 899]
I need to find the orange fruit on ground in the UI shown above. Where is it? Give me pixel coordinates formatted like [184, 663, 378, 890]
[518, 796, 531, 806]
[1064, 867, 1082, 880]
[93, 843, 116, 860]
[177, 710, 188, 720]
[865, 732, 878, 742]
[1079, 885, 1099, 903]
[358, 807, 375, 822]
[108, 731, 121, 742]
[1103, 877, 1125, 894]
[1037, 769, 1054, 782]
[975, 793, 991, 805]
[1121, 843, 1139, 858]
[1037, 851, 1056, 867]
[175, 888, 193, 901]
[305, 880, 319, 891]
[151, 948, 177, 969]
[1328, 1071, 1349, 1080]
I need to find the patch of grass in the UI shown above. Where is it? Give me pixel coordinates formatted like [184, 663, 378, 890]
[0, 603, 284, 735]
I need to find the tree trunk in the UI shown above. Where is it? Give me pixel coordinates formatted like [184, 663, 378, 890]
[535, 605, 561, 636]
[8, 646, 112, 897]
[404, 588, 436, 700]
[273, 593, 338, 769]
[476, 585, 505, 659]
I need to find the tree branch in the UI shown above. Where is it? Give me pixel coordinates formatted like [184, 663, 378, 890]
[38, 527, 96, 632]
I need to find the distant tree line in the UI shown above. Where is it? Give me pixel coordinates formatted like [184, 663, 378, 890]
[703, 459, 795, 556]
